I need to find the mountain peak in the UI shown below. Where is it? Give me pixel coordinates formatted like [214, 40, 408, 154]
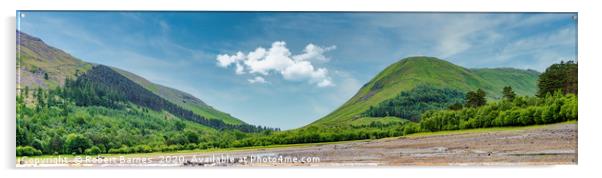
[306, 56, 539, 127]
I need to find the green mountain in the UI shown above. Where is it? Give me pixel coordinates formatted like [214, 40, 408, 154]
[112, 68, 243, 125]
[17, 31, 246, 128]
[17, 31, 92, 89]
[308, 56, 540, 127]
[471, 68, 540, 96]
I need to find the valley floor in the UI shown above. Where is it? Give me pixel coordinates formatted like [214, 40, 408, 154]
[17, 122, 577, 167]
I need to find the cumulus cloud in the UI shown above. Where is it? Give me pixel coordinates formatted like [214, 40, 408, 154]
[248, 76, 267, 84]
[293, 43, 336, 62]
[216, 51, 245, 68]
[216, 41, 336, 87]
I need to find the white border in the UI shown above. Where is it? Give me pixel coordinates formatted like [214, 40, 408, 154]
[2, 0, 601, 178]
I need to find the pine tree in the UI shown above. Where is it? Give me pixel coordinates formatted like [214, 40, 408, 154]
[502, 86, 516, 100]
[537, 60, 578, 97]
[466, 89, 486, 107]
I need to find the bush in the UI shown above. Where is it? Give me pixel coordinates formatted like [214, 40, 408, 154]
[141, 145, 153, 153]
[108, 148, 120, 154]
[65, 133, 92, 154]
[16, 146, 42, 156]
[419, 94, 577, 132]
[84, 146, 102, 155]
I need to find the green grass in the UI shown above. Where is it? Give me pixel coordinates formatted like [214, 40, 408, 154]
[307, 56, 540, 127]
[471, 68, 540, 96]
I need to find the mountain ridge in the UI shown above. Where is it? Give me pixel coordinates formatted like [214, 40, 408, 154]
[111, 67, 244, 125]
[17, 31, 248, 127]
[307, 56, 540, 127]
[17, 31, 92, 89]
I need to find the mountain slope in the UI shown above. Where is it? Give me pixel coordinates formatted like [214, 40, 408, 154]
[17, 31, 92, 89]
[17, 31, 247, 128]
[308, 56, 540, 127]
[70, 65, 261, 131]
[471, 68, 540, 96]
[112, 68, 244, 125]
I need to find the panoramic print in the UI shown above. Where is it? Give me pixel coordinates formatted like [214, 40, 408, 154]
[16, 12, 578, 167]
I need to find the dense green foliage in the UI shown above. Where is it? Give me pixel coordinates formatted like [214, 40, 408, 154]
[16, 85, 272, 155]
[420, 92, 577, 132]
[65, 133, 93, 154]
[16, 146, 43, 156]
[228, 122, 421, 148]
[362, 86, 465, 121]
[537, 61, 578, 96]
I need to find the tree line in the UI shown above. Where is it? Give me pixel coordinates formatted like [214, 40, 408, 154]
[362, 86, 465, 121]
[420, 92, 577, 132]
[65, 65, 276, 132]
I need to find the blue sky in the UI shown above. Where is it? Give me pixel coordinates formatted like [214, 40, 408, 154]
[17, 12, 577, 129]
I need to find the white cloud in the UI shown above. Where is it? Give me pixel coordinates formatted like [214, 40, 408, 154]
[317, 79, 334, 87]
[281, 61, 334, 87]
[248, 76, 267, 84]
[244, 41, 294, 75]
[293, 43, 337, 63]
[216, 41, 335, 87]
[216, 51, 245, 68]
[234, 62, 245, 75]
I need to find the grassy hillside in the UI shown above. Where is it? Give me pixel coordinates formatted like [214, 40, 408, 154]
[113, 68, 244, 125]
[17, 31, 92, 89]
[17, 31, 245, 126]
[308, 56, 540, 127]
[471, 68, 540, 96]
[67, 65, 264, 131]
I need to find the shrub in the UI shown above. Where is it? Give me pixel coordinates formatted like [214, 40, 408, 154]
[84, 146, 102, 155]
[16, 146, 42, 156]
[419, 94, 577, 132]
[65, 133, 92, 154]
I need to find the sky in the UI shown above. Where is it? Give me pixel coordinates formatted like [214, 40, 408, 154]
[17, 12, 577, 129]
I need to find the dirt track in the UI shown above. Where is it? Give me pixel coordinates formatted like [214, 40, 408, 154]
[17, 122, 577, 167]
